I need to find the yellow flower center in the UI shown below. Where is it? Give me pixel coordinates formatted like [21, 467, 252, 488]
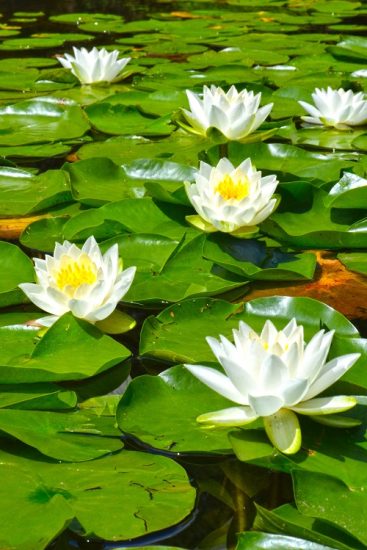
[215, 175, 249, 201]
[55, 253, 98, 292]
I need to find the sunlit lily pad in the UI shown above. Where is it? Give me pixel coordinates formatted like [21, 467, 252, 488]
[0, 167, 71, 216]
[139, 296, 366, 387]
[0, 96, 90, 146]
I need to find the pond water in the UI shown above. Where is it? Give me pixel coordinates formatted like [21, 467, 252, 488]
[1, 0, 367, 549]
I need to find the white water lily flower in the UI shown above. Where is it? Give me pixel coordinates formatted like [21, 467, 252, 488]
[299, 87, 367, 129]
[57, 47, 131, 84]
[185, 319, 360, 454]
[19, 237, 136, 326]
[181, 85, 273, 140]
[185, 157, 278, 234]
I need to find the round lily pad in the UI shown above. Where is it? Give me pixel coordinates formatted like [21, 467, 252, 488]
[0, 445, 196, 548]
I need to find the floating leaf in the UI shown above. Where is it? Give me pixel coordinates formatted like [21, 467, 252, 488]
[0, 96, 90, 146]
[0, 313, 131, 383]
[0, 444, 195, 548]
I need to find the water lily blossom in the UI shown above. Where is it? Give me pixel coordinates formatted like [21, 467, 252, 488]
[185, 157, 278, 234]
[180, 85, 273, 140]
[19, 237, 136, 326]
[57, 47, 131, 84]
[299, 87, 367, 129]
[185, 319, 360, 454]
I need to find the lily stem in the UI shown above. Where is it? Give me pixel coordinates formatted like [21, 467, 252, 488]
[219, 141, 229, 159]
[234, 486, 247, 533]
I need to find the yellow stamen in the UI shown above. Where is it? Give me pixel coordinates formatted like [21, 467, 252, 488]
[215, 175, 249, 201]
[55, 253, 97, 293]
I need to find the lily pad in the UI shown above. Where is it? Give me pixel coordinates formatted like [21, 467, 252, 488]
[0, 167, 72, 216]
[262, 188, 367, 249]
[203, 235, 317, 281]
[117, 364, 239, 454]
[0, 408, 123, 461]
[101, 233, 246, 305]
[0, 96, 90, 146]
[337, 252, 367, 275]
[63, 157, 145, 206]
[0, 241, 35, 307]
[324, 172, 367, 209]
[77, 132, 213, 166]
[0, 444, 195, 548]
[139, 296, 361, 365]
[0, 313, 131, 383]
[219, 142, 356, 182]
[85, 103, 174, 137]
[254, 503, 359, 550]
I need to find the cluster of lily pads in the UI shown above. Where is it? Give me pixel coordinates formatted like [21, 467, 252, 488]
[1, 1, 367, 549]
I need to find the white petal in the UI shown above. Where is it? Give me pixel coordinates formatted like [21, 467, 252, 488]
[290, 395, 357, 415]
[263, 409, 301, 455]
[304, 353, 360, 400]
[248, 394, 284, 416]
[197, 406, 258, 426]
[184, 364, 248, 404]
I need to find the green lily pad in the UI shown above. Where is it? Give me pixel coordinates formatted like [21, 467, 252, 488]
[77, 132, 213, 166]
[254, 503, 359, 550]
[139, 296, 361, 364]
[278, 124, 366, 150]
[0, 408, 123, 461]
[0, 33, 94, 50]
[337, 252, 367, 275]
[203, 234, 317, 281]
[0, 142, 72, 159]
[0, 96, 90, 146]
[0, 241, 35, 307]
[63, 157, 145, 206]
[85, 103, 173, 137]
[62, 197, 191, 242]
[262, 188, 367, 249]
[98, 89, 188, 117]
[216, 142, 356, 182]
[49, 13, 124, 25]
[0, 383, 76, 410]
[329, 35, 367, 62]
[293, 469, 367, 546]
[0, 167, 71, 216]
[0, 445, 195, 548]
[100, 233, 246, 305]
[324, 172, 367, 209]
[20, 216, 70, 253]
[0, 313, 131, 383]
[117, 364, 238, 454]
